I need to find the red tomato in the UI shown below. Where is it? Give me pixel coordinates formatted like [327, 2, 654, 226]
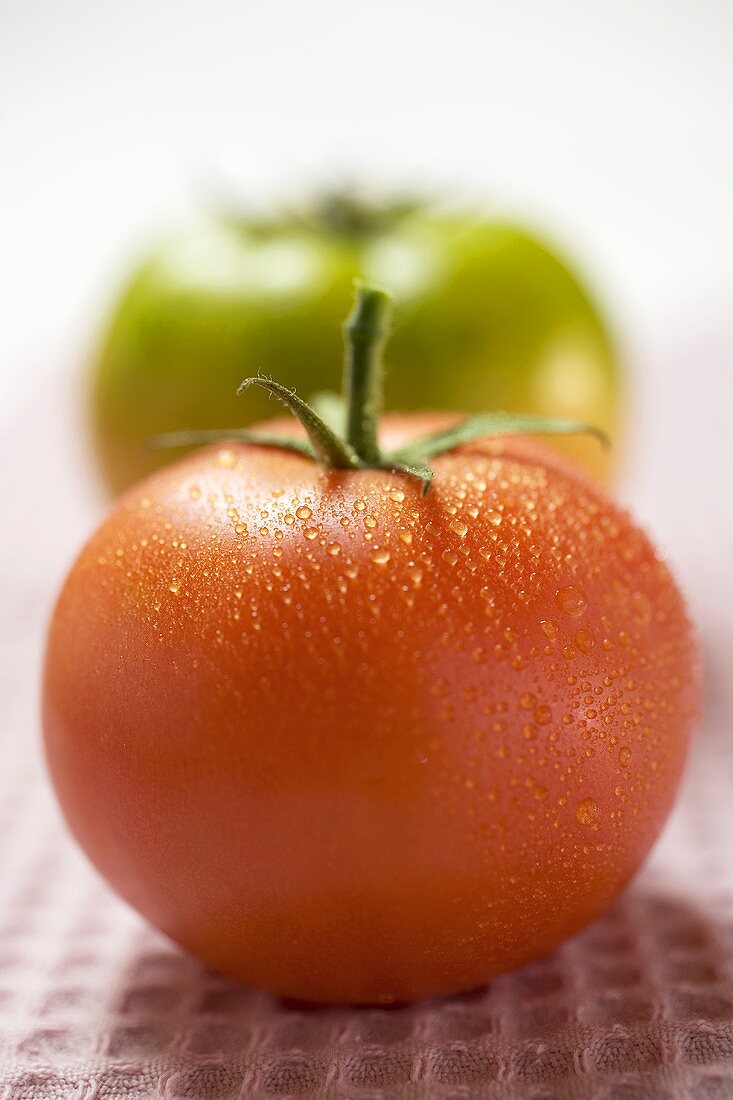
[43, 413, 698, 1004]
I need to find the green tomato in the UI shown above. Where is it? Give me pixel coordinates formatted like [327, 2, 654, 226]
[91, 195, 621, 494]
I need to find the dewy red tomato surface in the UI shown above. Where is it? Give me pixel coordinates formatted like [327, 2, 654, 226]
[43, 414, 698, 1004]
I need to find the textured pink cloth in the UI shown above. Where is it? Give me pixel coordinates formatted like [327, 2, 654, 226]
[2, 324, 732, 1098]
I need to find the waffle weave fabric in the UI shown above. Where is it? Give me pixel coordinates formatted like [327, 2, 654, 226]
[3, 326, 732, 1100]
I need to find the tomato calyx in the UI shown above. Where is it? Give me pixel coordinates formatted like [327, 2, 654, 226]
[214, 189, 421, 244]
[154, 284, 609, 495]
[305, 190, 421, 240]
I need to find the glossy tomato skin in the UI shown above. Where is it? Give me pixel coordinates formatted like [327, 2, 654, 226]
[44, 417, 696, 1004]
[91, 212, 620, 494]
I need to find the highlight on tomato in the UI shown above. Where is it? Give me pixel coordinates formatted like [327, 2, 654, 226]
[45, 286, 695, 1005]
[90, 190, 621, 494]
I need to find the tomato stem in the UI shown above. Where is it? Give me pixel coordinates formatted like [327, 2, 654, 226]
[150, 282, 609, 492]
[343, 284, 391, 466]
[309, 191, 421, 239]
[237, 378, 359, 469]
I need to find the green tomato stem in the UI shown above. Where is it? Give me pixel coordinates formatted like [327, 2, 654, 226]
[309, 190, 421, 239]
[150, 281, 609, 495]
[237, 378, 359, 469]
[343, 284, 391, 466]
[148, 426, 316, 459]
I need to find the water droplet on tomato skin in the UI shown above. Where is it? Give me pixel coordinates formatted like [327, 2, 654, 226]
[555, 587, 588, 617]
[295, 506, 312, 521]
[370, 549, 391, 566]
[575, 629, 596, 655]
[576, 797, 599, 826]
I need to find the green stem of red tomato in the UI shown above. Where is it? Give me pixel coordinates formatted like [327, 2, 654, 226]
[343, 284, 391, 466]
[152, 282, 608, 494]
